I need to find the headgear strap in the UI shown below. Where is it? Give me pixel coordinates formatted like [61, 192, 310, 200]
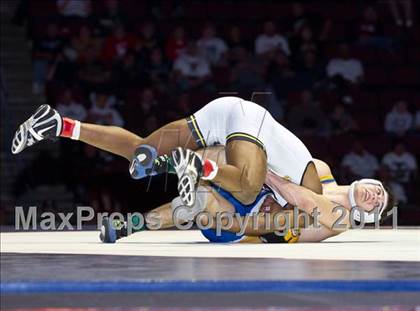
[348, 179, 389, 223]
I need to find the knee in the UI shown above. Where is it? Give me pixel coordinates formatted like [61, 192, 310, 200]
[238, 178, 262, 205]
[128, 137, 144, 158]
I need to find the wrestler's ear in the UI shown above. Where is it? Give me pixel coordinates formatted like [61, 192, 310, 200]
[379, 185, 397, 225]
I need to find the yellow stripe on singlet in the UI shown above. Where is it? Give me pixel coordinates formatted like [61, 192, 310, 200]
[190, 115, 206, 147]
[226, 132, 265, 150]
[320, 174, 336, 184]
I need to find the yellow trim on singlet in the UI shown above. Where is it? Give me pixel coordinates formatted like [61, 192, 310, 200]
[190, 115, 206, 147]
[320, 174, 336, 184]
[226, 132, 265, 149]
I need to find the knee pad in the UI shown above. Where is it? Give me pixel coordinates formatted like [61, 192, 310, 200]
[171, 186, 208, 222]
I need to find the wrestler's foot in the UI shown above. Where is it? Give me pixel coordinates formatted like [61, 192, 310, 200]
[99, 217, 127, 243]
[129, 145, 176, 179]
[11, 104, 62, 154]
[172, 147, 203, 207]
[99, 215, 147, 243]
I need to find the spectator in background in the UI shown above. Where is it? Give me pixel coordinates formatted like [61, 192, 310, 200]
[414, 110, 420, 131]
[87, 91, 123, 127]
[255, 20, 290, 58]
[326, 43, 364, 104]
[139, 87, 159, 116]
[287, 90, 330, 137]
[57, 0, 91, 18]
[384, 100, 413, 137]
[330, 104, 358, 135]
[139, 21, 160, 53]
[226, 25, 251, 54]
[164, 92, 192, 121]
[56, 89, 87, 121]
[165, 26, 187, 62]
[292, 25, 320, 63]
[147, 48, 171, 91]
[297, 51, 325, 89]
[382, 142, 417, 184]
[377, 165, 407, 204]
[289, 1, 332, 42]
[65, 25, 101, 63]
[197, 24, 228, 66]
[173, 41, 211, 91]
[78, 47, 111, 92]
[341, 141, 379, 180]
[102, 25, 138, 62]
[267, 50, 299, 101]
[32, 23, 64, 94]
[230, 47, 265, 98]
[96, 0, 128, 36]
[124, 88, 159, 135]
[112, 52, 144, 94]
[388, 0, 413, 27]
[357, 5, 393, 50]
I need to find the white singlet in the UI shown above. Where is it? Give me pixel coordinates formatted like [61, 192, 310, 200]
[187, 96, 313, 193]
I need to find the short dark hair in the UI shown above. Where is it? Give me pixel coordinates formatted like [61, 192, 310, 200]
[380, 185, 397, 224]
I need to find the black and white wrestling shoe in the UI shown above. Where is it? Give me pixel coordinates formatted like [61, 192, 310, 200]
[11, 104, 62, 154]
[172, 147, 203, 207]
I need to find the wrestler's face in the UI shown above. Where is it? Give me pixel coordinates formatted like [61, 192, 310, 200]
[354, 183, 385, 213]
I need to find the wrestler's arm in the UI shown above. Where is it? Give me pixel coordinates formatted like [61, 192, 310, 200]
[298, 225, 340, 242]
[272, 178, 350, 232]
[213, 210, 295, 236]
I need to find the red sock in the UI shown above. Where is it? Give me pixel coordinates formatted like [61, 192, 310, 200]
[60, 117, 81, 140]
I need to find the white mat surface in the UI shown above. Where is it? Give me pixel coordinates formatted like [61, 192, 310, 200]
[1, 229, 419, 261]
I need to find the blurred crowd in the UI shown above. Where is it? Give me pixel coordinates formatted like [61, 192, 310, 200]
[10, 0, 420, 220]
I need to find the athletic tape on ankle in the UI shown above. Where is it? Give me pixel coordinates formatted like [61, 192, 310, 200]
[201, 159, 218, 181]
[72, 120, 81, 140]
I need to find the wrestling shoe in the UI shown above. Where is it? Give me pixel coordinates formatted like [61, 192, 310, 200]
[172, 147, 203, 207]
[11, 104, 62, 154]
[129, 145, 176, 179]
[99, 215, 147, 243]
[99, 217, 128, 243]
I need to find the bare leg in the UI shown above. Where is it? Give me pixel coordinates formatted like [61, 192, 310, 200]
[210, 140, 267, 204]
[301, 162, 323, 194]
[79, 124, 143, 160]
[78, 119, 198, 161]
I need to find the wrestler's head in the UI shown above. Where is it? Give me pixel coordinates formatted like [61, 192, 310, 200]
[349, 179, 396, 223]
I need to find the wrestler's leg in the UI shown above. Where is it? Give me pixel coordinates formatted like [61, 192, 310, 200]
[80, 119, 198, 161]
[210, 140, 267, 204]
[142, 185, 235, 230]
[12, 103, 198, 159]
[301, 162, 323, 194]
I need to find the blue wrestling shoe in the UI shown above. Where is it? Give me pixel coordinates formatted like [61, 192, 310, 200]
[129, 144, 176, 179]
[99, 217, 126, 243]
[129, 144, 158, 179]
[99, 215, 147, 243]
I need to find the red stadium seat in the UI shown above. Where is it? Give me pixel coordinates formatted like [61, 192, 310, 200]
[352, 114, 382, 133]
[300, 136, 329, 158]
[364, 66, 390, 86]
[351, 46, 377, 65]
[404, 135, 420, 155]
[361, 134, 392, 155]
[378, 49, 405, 65]
[390, 66, 419, 86]
[407, 46, 420, 63]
